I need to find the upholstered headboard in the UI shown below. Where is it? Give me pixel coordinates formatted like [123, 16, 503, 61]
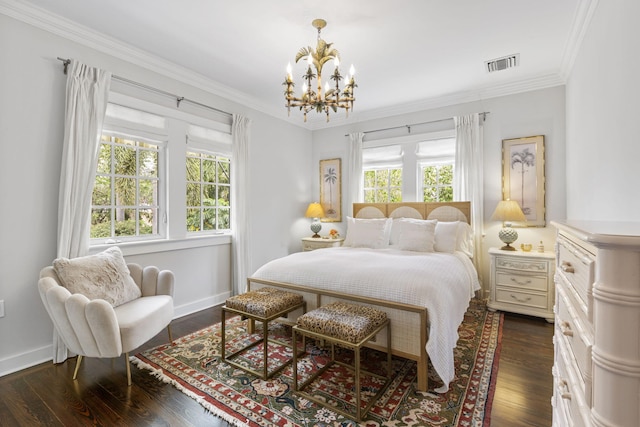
[352, 201, 471, 224]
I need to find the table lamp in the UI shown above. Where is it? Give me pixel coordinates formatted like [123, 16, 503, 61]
[491, 199, 526, 251]
[305, 202, 326, 238]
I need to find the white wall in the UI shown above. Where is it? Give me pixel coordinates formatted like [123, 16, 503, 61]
[565, 0, 640, 220]
[0, 13, 312, 375]
[311, 86, 567, 292]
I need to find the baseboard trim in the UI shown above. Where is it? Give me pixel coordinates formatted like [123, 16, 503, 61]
[0, 292, 231, 378]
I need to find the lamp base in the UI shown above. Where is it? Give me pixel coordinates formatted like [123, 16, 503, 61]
[310, 219, 322, 238]
[498, 226, 519, 251]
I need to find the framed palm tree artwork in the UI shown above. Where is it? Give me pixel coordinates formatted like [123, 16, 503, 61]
[319, 158, 341, 222]
[502, 135, 545, 227]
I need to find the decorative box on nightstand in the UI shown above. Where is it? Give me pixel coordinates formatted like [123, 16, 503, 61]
[488, 247, 555, 322]
[301, 237, 344, 251]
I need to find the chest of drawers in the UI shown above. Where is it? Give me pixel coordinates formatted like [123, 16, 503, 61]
[488, 248, 555, 322]
[551, 220, 640, 427]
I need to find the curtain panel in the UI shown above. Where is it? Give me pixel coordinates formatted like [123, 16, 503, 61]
[454, 113, 484, 285]
[348, 132, 365, 212]
[231, 114, 251, 295]
[54, 60, 112, 362]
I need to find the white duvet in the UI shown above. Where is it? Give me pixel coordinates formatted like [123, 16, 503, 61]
[251, 246, 481, 392]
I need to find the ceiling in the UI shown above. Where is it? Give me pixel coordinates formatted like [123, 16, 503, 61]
[15, 0, 584, 128]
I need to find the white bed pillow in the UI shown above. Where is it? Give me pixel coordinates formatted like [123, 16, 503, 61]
[389, 218, 402, 246]
[456, 221, 474, 257]
[434, 221, 460, 253]
[396, 218, 437, 252]
[342, 217, 392, 249]
[53, 246, 141, 307]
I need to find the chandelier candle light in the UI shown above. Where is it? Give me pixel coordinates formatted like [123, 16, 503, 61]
[283, 19, 357, 122]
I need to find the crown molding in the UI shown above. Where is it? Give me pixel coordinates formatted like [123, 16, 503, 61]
[302, 73, 566, 131]
[559, 0, 599, 80]
[0, 0, 283, 119]
[1, 0, 587, 132]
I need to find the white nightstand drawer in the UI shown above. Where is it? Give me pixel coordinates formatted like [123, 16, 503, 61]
[495, 272, 548, 291]
[495, 255, 549, 273]
[495, 288, 548, 309]
[302, 237, 343, 251]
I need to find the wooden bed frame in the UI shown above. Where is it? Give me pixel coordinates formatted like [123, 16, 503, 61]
[247, 201, 471, 392]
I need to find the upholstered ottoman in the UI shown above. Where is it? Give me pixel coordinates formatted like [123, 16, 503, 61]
[221, 287, 306, 379]
[292, 301, 392, 422]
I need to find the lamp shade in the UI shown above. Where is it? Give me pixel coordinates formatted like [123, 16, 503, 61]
[305, 202, 325, 218]
[491, 200, 526, 223]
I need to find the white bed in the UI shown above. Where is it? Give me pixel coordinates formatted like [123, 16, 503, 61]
[248, 202, 480, 392]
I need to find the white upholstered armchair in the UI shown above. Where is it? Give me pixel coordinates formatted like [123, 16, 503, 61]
[38, 249, 174, 386]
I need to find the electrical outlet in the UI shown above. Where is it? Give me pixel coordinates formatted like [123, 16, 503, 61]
[0, 300, 4, 318]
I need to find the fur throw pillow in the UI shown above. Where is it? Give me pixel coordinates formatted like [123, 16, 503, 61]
[53, 246, 141, 307]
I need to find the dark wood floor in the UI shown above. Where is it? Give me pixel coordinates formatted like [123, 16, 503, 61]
[0, 306, 554, 426]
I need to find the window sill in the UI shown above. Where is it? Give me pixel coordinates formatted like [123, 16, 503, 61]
[89, 233, 232, 256]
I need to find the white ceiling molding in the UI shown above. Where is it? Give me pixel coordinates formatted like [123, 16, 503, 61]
[559, 0, 599, 80]
[1, 0, 591, 131]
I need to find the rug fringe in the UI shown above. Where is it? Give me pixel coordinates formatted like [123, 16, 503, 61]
[130, 356, 251, 427]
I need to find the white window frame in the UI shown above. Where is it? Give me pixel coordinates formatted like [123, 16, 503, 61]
[89, 92, 232, 252]
[419, 159, 455, 202]
[361, 129, 456, 202]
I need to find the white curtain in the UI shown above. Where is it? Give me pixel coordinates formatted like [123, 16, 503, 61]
[348, 132, 365, 213]
[454, 114, 484, 285]
[54, 60, 111, 362]
[231, 114, 251, 295]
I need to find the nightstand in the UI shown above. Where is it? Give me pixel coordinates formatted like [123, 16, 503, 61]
[301, 237, 344, 251]
[488, 247, 555, 322]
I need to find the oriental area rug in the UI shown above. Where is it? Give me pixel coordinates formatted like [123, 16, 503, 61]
[132, 301, 502, 427]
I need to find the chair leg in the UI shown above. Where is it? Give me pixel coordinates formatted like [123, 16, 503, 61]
[72, 355, 83, 380]
[125, 352, 132, 386]
[167, 324, 174, 345]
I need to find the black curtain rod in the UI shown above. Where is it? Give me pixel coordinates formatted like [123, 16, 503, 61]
[57, 57, 232, 118]
[344, 112, 489, 137]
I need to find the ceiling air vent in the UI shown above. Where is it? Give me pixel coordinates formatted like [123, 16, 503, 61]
[485, 54, 520, 73]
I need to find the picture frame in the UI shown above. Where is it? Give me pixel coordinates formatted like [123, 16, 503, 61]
[319, 158, 341, 222]
[502, 135, 545, 227]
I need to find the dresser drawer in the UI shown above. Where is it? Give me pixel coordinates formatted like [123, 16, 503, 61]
[495, 255, 549, 273]
[496, 271, 548, 292]
[557, 237, 595, 309]
[554, 338, 591, 427]
[556, 285, 593, 405]
[495, 288, 548, 309]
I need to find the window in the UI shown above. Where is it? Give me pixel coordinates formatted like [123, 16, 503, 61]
[417, 137, 455, 202]
[186, 152, 231, 232]
[363, 168, 402, 202]
[362, 144, 403, 202]
[91, 134, 162, 240]
[361, 133, 456, 202]
[421, 162, 454, 201]
[90, 97, 232, 245]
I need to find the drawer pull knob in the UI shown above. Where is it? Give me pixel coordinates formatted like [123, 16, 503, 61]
[510, 294, 532, 303]
[559, 379, 572, 400]
[560, 262, 575, 273]
[561, 321, 573, 337]
[510, 278, 532, 286]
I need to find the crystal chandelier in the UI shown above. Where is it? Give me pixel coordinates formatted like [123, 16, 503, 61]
[283, 19, 357, 122]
